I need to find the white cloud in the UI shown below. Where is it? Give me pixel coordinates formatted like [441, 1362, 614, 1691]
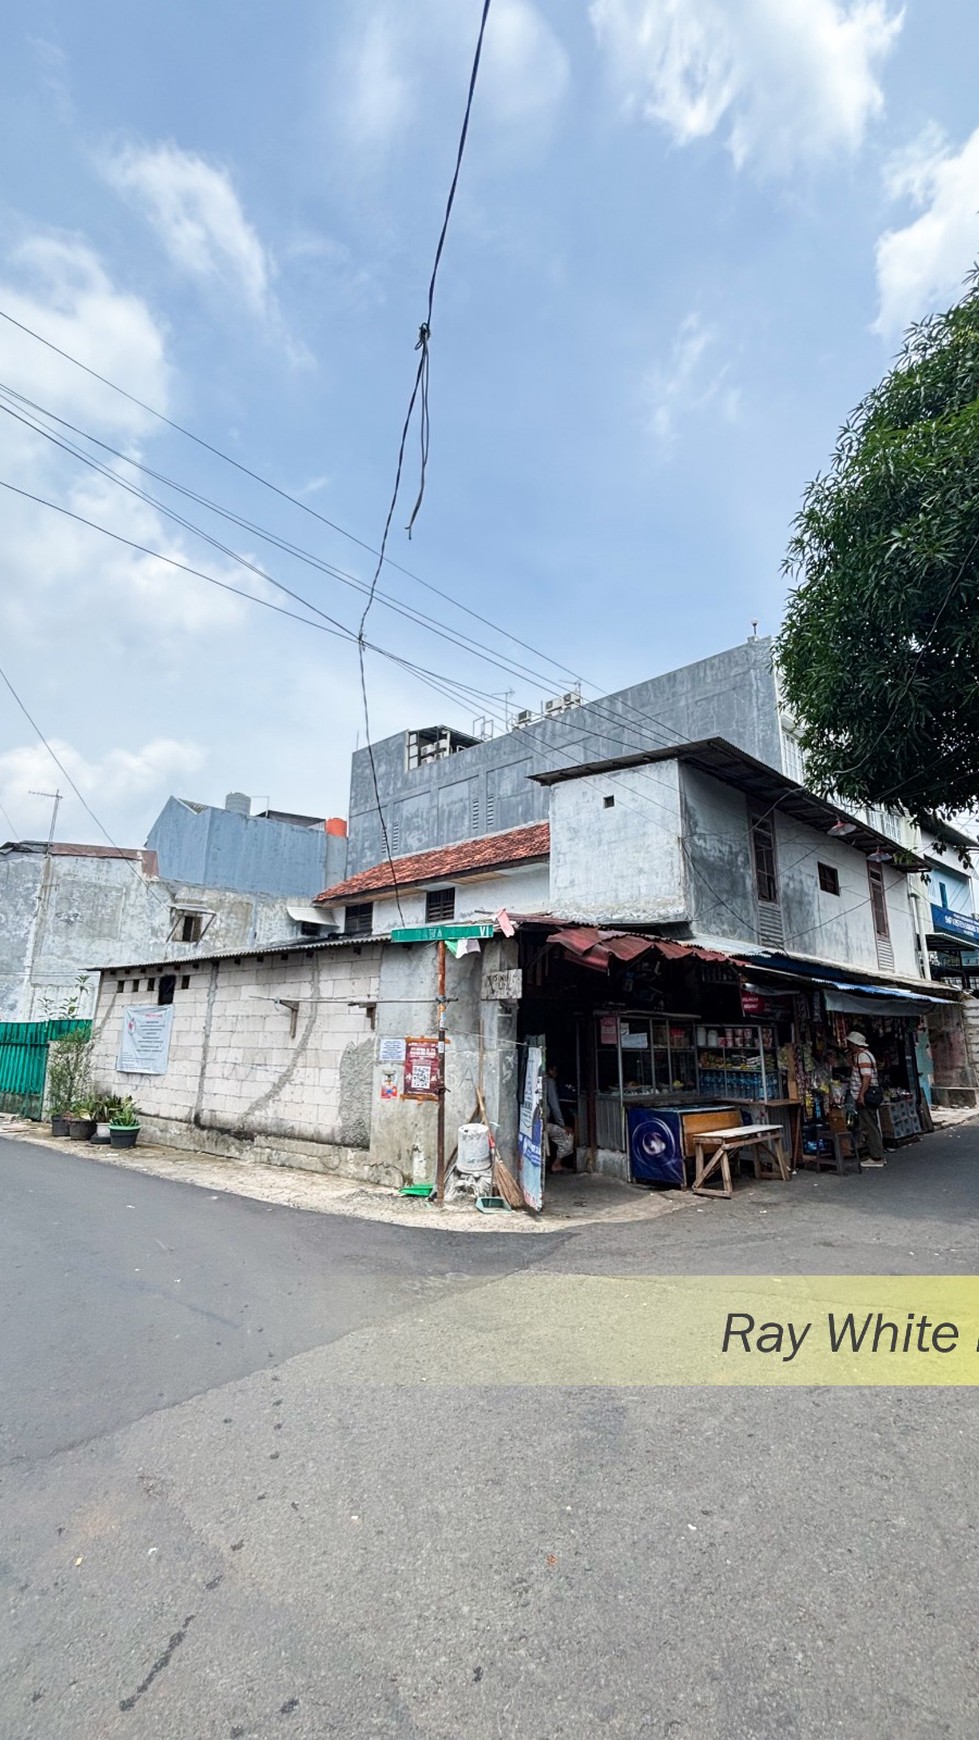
[334, 0, 568, 156]
[102, 142, 274, 316]
[338, 9, 413, 152]
[0, 736, 205, 845]
[590, 0, 902, 173]
[479, 0, 570, 130]
[0, 235, 168, 434]
[644, 312, 737, 445]
[875, 125, 979, 334]
[0, 234, 266, 644]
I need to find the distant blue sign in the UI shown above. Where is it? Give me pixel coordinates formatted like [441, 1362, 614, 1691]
[931, 904, 979, 946]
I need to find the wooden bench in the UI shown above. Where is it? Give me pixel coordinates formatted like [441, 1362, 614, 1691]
[692, 1123, 788, 1200]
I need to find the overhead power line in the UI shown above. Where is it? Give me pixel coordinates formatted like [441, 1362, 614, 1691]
[354, 0, 492, 923]
[0, 311, 700, 754]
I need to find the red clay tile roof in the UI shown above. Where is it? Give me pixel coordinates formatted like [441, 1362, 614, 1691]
[315, 822, 550, 904]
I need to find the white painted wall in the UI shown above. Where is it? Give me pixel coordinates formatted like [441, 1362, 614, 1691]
[548, 762, 687, 924]
[321, 860, 551, 936]
[89, 943, 381, 1154]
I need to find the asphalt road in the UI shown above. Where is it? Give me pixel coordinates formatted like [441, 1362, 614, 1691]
[3, 1126, 979, 1739]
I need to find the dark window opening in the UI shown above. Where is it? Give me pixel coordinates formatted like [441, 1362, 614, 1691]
[818, 862, 840, 896]
[751, 814, 779, 905]
[181, 974, 191, 989]
[117, 980, 125, 994]
[425, 887, 456, 923]
[181, 913, 202, 943]
[604, 794, 615, 809]
[158, 974, 176, 1006]
[130, 979, 140, 992]
[344, 902, 374, 938]
[868, 863, 890, 938]
[147, 977, 156, 991]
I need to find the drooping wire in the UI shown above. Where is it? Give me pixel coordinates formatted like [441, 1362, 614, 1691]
[355, 0, 493, 924]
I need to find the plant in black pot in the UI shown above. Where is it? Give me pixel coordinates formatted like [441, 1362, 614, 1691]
[68, 1098, 96, 1141]
[109, 1096, 141, 1148]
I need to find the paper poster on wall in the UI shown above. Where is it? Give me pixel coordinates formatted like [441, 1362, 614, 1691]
[403, 1037, 441, 1101]
[379, 1070, 400, 1101]
[117, 1004, 174, 1074]
[599, 1014, 618, 1047]
[378, 1036, 407, 1064]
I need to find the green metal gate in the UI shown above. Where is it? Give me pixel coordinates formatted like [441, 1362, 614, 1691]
[0, 1019, 91, 1119]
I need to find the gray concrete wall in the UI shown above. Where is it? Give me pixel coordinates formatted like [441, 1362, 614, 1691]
[368, 935, 521, 1184]
[548, 761, 688, 924]
[681, 765, 920, 973]
[0, 852, 44, 1018]
[147, 798, 347, 898]
[346, 638, 781, 873]
[0, 851, 318, 1021]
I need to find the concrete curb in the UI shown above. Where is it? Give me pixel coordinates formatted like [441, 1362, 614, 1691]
[0, 1118, 690, 1235]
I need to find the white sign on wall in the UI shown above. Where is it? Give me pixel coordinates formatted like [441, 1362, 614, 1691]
[117, 1004, 174, 1075]
[378, 1035, 407, 1063]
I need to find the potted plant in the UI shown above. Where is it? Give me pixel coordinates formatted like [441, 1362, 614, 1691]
[90, 1093, 122, 1145]
[68, 1099, 96, 1141]
[47, 1029, 92, 1136]
[109, 1096, 141, 1149]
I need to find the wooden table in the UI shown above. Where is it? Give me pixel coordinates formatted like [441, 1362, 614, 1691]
[692, 1123, 788, 1200]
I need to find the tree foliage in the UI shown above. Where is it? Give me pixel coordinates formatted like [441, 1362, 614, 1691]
[776, 270, 979, 823]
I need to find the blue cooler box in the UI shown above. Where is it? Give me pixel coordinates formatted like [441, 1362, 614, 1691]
[628, 1107, 687, 1187]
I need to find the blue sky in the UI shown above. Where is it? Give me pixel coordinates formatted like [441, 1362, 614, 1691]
[1, 0, 978, 847]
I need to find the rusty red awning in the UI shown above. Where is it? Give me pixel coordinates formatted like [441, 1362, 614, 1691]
[546, 928, 733, 972]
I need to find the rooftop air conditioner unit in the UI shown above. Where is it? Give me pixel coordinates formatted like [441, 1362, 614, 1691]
[515, 709, 533, 727]
[543, 697, 562, 715]
[562, 690, 580, 708]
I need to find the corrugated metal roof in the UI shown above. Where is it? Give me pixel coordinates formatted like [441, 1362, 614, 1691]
[92, 933, 390, 973]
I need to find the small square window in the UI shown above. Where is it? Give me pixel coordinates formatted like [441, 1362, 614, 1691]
[425, 887, 456, 923]
[147, 977, 156, 991]
[344, 902, 374, 938]
[131, 979, 140, 992]
[181, 913, 202, 943]
[604, 794, 615, 809]
[117, 979, 125, 994]
[818, 862, 840, 896]
[158, 974, 176, 1006]
[181, 974, 191, 990]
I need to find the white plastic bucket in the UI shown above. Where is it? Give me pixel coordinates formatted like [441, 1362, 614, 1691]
[457, 1122, 491, 1173]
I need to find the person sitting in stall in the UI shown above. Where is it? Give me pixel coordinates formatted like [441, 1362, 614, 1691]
[846, 1030, 886, 1168]
[545, 1062, 574, 1174]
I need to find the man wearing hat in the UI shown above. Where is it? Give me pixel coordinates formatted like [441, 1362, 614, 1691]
[846, 1031, 885, 1166]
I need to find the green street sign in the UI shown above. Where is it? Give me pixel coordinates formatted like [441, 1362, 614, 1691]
[390, 922, 495, 944]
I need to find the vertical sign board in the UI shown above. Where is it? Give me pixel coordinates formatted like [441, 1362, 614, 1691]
[403, 1037, 441, 1102]
[117, 1004, 174, 1074]
[518, 1040, 545, 1211]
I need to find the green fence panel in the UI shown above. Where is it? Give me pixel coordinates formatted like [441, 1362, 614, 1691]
[0, 1019, 92, 1119]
